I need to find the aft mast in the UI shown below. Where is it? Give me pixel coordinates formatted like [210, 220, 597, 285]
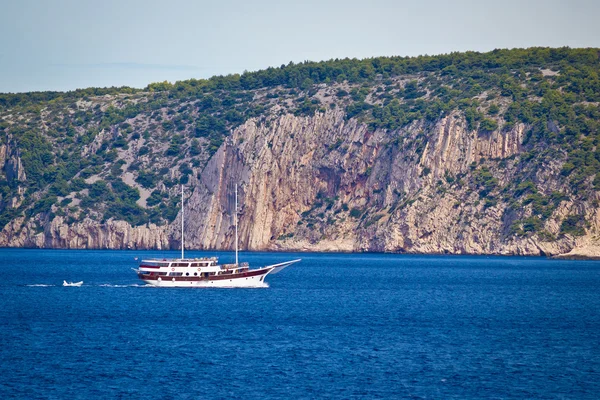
[181, 185, 184, 260]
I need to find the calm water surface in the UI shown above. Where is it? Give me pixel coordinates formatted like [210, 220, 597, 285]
[1, 249, 599, 399]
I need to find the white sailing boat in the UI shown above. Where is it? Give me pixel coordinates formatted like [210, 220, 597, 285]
[135, 185, 300, 288]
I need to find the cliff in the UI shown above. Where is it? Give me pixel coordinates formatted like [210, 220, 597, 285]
[1, 48, 599, 257]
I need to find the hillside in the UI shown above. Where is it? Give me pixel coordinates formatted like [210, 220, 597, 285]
[1, 47, 599, 256]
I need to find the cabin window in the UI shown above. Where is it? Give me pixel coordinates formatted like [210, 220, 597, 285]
[169, 272, 183, 277]
[146, 271, 169, 276]
[177, 263, 188, 267]
[185, 273, 189, 276]
[194, 272, 198, 276]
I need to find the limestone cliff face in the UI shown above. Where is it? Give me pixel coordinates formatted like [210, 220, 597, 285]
[0, 216, 169, 249]
[1, 109, 598, 256]
[171, 109, 598, 256]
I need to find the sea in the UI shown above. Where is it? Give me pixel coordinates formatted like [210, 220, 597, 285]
[0, 249, 599, 399]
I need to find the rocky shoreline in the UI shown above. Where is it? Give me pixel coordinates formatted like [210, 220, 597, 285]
[552, 245, 600, 260]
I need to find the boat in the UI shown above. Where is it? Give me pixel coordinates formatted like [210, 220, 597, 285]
[63, 280, 83, 287]
[135, 185, 300, 288]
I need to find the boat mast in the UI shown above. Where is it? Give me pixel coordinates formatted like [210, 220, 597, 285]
[235, 184, 238, 266]
[181, 185, 184, 260]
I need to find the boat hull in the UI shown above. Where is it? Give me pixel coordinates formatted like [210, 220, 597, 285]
[142, 274, 269, 288]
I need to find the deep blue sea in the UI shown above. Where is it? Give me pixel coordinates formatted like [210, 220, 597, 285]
[1, 249, 599, 399]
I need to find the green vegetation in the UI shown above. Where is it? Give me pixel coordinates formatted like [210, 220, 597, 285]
[560, 215, 589, 237]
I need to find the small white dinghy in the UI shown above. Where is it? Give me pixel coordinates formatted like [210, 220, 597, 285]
[63, 280, 83, 287]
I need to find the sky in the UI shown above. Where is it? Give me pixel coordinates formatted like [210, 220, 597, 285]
[0, 0, 599, 93]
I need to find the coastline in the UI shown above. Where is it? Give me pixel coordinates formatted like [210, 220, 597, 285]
[1, 245, 599, 261]
[551, 245, 600, 261]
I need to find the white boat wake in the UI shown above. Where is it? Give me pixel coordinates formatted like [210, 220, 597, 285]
[98, 284, 145, 288]
[25, 283, 147, 288]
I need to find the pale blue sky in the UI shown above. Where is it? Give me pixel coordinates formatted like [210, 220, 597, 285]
[1, 0, 598, 93]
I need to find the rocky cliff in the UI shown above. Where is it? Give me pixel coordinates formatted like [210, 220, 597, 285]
[1, 48, 599, 257]
[185, 110, 598, 255]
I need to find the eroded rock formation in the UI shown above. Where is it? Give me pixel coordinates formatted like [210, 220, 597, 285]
[5, 109, 596, 257]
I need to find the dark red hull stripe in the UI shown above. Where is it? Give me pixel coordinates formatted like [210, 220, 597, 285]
[139, 268, 272, 282]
